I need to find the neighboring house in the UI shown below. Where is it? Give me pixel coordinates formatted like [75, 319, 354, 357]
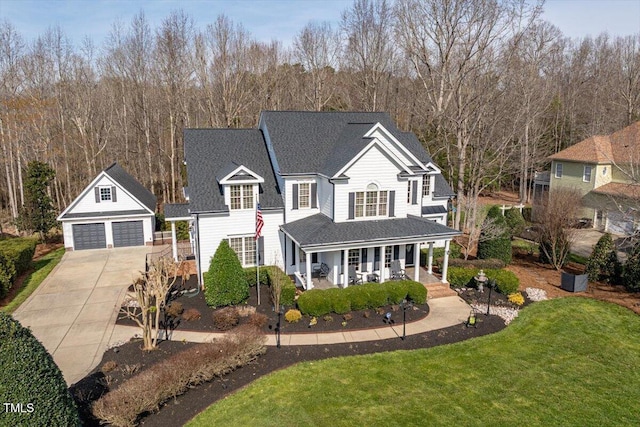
[544, 121, 640, 235]
[58, 162, 157, 250]
[165, 111, 459, 289]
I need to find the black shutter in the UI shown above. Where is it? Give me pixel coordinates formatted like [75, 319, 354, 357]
[311, 183, 317, 208]
[291, 240, 296, 266]
[374, 247, 380, 270]
[412, 181, 418, 205]
[388, 191, 395, 217]
[95, 187, 100, 203]
[292, 184, 299, 210]
[361, 248, 367, 272]
[112, 186, 117, 202]
[348, 192, 355, 219]
[393, 245, 399, 261]
[258, 236, 264, 266]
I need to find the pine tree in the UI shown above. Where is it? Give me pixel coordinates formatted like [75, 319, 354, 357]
[16, 161, 57, 240]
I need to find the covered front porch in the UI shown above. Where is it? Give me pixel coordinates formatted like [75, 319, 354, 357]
[307, 265, 442, 290]
[280, 213, 460, 290]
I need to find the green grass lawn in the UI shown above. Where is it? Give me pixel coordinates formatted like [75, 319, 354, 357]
[1, 247, 64, 314]
[188, 298, 640, 427]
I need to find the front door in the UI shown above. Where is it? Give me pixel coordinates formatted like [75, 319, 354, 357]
[405, 244, 415, 267]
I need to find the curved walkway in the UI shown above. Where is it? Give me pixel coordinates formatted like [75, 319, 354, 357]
[109, 295, 472, 348]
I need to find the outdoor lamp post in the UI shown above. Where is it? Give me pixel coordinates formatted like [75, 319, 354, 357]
[270, 305, 285, 349]
[486, 279, 496, 316]
[401, 299, 413, 340]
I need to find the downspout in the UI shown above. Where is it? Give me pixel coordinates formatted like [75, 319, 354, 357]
[195, 213, 202, 290]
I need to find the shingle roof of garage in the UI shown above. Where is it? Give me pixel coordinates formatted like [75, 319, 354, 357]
[104, 163, 157, 212]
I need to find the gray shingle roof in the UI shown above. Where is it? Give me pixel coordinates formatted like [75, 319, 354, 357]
[184, 129, 283, 213]
[164, 203, 190, 219]
[433, 174, 455, 198]
[280, 213, 460, 249]
[104, 163, 157, 212]
[422, 205, 448, 215]
[61, 210, 151, 219]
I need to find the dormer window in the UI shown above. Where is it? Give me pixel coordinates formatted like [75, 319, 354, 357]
[422, 175, 431, 196]
[230, 184, 254, 210]
[95, 186, 116, 203]
[100, 187, 112, 201]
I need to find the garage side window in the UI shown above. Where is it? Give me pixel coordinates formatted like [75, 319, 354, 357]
[95, 186, 117, 203]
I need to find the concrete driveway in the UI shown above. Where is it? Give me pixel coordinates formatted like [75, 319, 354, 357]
[12, 246, 149, 386]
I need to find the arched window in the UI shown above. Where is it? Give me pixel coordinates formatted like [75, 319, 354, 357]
[355, 183, 388, 218]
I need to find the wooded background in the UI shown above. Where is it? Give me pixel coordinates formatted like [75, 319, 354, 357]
[1, 0, 639, 235]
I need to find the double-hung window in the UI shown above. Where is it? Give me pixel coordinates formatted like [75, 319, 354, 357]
[555, 163, 563, 178]
[228, 237, 256, 266]
[229, 184, 254, 210]
[298, 183, 310, 208]
[355, 183, 388, 218]
[583, 165, 592, 182]
[384, 246, 392, 268]
[422, 175, 431, 196]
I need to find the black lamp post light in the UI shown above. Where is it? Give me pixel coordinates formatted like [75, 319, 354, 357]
[401, 299, 413, 340]
[486, 279, 496, 316]
[268, 305, 285, 349]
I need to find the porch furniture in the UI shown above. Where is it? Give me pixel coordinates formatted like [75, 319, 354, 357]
[315, 262, 330, 279]
[348, 265, 363, 285]
[390, 260, 408, 280]
[367, 273, 379, 283]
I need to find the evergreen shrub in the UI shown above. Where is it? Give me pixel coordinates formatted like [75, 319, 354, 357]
[586, 233, 620, 283]
[405, 280, 428, 304]
[204, 240, 249, 307]
[477, 206, 512, 264]
[504, 208, 526, 236]
[486, 269, 520, 295]
[297, 289, 332, 316]
[0, 237, 37, 278]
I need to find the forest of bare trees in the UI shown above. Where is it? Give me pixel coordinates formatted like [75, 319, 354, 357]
[1, 0, 639, 236]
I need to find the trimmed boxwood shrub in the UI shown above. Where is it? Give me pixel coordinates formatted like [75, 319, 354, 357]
[504, 208, 526, 236]
[386, 281, 409, 304]
[297, 289, 332, 316]
[344, 286, 368, 310]
[485, 269, 520, 295]
[325, 288, 351, 314]
[362, 283, 388, 308]
[586, 233, 620, 283]
[0, 237, 37, 279]
[0, 312, 80, 426]
[243, 266, 296, 306]
[244, 267, 269, 287]
[405, 280, 428, 304]
[204, 240, 249, 307]
[447, 267, 479, 288]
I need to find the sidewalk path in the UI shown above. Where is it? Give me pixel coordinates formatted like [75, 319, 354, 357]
[109, 295, 471, 348]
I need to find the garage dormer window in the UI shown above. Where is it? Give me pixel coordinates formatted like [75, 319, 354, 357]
[230, 184, 254, 210]
[95, 186, 116, 203]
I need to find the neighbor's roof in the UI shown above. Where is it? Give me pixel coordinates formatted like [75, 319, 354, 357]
[590, 182, 640, 200]
[183, 129, 283, 213]
[104, 162, 157, 212]
[260, 111, 436, 177]
[548, 121, 640, 164]
[280, 213, 460, 249]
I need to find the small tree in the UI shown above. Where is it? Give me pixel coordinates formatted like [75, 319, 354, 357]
[504, 208, 526, 237]
[586, 233, 620, 283]
[622, 243, 640, 292]
[477, 206, 512, 264]
[16, 161, 57, 241]
[537, 189, 582, 270]
[120, 257, 181, 351]
[204, 240, 249, 307]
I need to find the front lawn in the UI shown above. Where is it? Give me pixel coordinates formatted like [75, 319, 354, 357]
[1, 247, 64, 314]
[188, 298, 640, 426]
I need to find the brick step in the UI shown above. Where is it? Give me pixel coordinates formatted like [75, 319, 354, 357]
[425, 283, 458, 299]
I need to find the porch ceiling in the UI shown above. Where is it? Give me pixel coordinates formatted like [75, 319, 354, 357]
[280, 213, 460, 251]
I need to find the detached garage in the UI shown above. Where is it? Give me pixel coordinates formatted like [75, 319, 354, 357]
[58, 163, 157, 251]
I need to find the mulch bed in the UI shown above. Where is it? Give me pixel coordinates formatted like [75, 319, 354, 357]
[74, 278, 512, 426]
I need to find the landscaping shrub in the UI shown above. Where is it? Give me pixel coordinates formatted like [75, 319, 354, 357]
[297, 289, 332, 316]
[423, 241, 462, 266]
[325, 288, 351, 314]
[0, 252, 16, 299]
[504, 208, 526, 236]
[212, 307, 240, 331]
[204, 240, 249, 307]
[447, 267, 479, 288]
[586, 233, 620, 283]
[248, 312, 268, 328]
[405, 280, 428, 304]
[522, 206, 532, 222]
[344, 285, 368, 310]
[165, 302, 184, 318]
[508, 292, 525, 306]
[284, 309, 302, 323]
[244, 266, 269, 287]
[486, 269, 520, 295]
[243, 265, 296, 306]
[477, 206, 512, 265]
[448, 258, 506, 269]
[92, 326, 266, 427]
[0, 312, 80, 427]
[622, 243, 640, 292]
[182, 308, 201, 321]
[362, 283, 388, 308]
[0, 237, 37, 279]
[386, 281, 409, 304]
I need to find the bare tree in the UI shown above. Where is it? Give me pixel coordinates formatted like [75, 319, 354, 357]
[537, 188, 582, 270]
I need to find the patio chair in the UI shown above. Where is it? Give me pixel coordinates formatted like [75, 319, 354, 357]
[348, 265, 363, 285]
[390, 260, 408, 280]
[318, 262, 330, 279]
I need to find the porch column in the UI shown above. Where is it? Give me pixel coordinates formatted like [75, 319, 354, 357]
[441, 240, 450, 284]
[379, 244, 386, 283]
[306, 251, 313, 290]
[171, 221, 178, 261]
[413, 243, 420, 282]
[427, 242, 434, 274]
[343, 249, 349, 287]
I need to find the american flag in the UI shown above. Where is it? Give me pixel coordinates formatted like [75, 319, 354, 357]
[255, 203, 264, 240]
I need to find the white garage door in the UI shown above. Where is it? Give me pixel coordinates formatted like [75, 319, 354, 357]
[112, 220, 144, 247]
[606, 211, 634, 235]
[72, 223, 107, 250]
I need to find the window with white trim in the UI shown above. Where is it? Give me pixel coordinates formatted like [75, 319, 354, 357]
[348, 249, 360, 270]
[229, 184, 254, 210]
[299, 183, 310, 208]
[407, 181, 412, 203]
[555, 163, 563, 178]
[228, 236, 256, 266]
[100, 187, 112, 201]
[384, 246, 392, 268]
[355, 183, 388, 218]
[583, 165, 592, 182]
[422, 175, 431, 196]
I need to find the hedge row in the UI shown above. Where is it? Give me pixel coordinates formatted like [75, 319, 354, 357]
[0, 237, 37, 279]
[92, 326, 266, 427]
[420, 241, 463, 266]
[448, 258, 506, 270]
[244, 265, 296, 306]
[297, 281, 427, 317]
[447, 266, 520, 295]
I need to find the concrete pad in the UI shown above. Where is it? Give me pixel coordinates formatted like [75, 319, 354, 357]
[14, 305, 83, 328]
[375, 327, 399, 340]
[86, 287, 124, 305]
[54, 344, 102, 384]
[289, 334, 318, 345]
[20, 289, 92, 311]
[26, 324, 69, 354]
[74, 303, 119, 324]
[317, 332, 346, 344]
[59, 321, 110, 347]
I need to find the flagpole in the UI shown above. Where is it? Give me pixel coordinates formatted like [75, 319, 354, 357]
[256, 194, 261, 306]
